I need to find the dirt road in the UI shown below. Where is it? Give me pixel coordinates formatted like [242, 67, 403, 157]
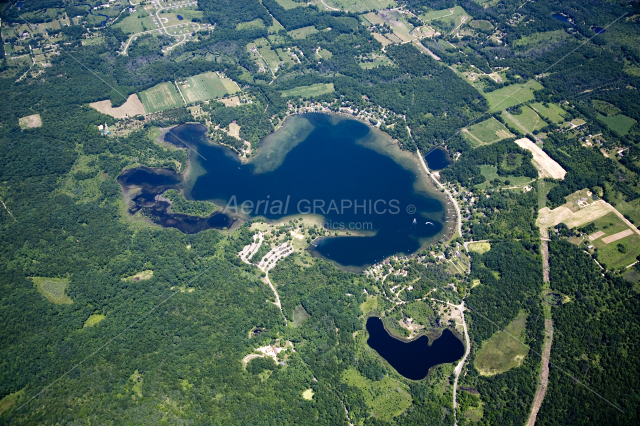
[527, 238, 553, 426]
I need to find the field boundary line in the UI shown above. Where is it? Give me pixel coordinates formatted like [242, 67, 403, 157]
[174, 80, 188, 106]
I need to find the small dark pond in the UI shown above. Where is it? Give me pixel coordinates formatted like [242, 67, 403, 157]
[592, 26, 606, 34]
[552, 13, 572, 24]
[366, 316, 464, 380]
[177, 15, 184, 20]
[424, 147, 452, 171]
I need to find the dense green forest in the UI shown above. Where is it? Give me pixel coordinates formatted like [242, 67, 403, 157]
[538, 242, 640, 425]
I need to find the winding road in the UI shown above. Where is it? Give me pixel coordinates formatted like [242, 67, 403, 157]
[431, 298, 470, 425]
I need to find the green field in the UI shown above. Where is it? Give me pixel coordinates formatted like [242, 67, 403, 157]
[288, 25, 319, 39]
[585, 212, 640, 269]
[512, 30, 571, 49]
[84, 314, 106, 327]
[484, 80, 544, 111]
[179, 72, 239, 104]
[530, 102, 566, 123]
[139, 82, 184, 113]
[321, 0, 396, 13]
[464, 117, 514, 147]
[469, 19, 493, 30]
[597, 113, 637, 135]
[316, 48, 332, 59]
[359, 295, 379, 316]
[32, 277, 73, 304]
[341, 368, 412, 421]
[468, 242, 491, 254]
[419, 6, 466, 22]
[474, 311, 529, 376]
[281, 83, 335, 98]
[275, 0, 304, 9]
[359, 55, 393, 69]
[237, 18, 266, 30]
[501, 105, 544, 134]
[291, 304, 310, 327]
[114, 11, 155, 34]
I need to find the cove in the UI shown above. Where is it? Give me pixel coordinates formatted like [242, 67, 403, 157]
[366, 316, 464, 380]
[121, 113, 453, 269]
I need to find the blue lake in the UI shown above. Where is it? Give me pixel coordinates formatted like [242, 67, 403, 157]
[119, 114, 453, 269]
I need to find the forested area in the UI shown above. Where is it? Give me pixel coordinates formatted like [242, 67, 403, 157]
[538, 241, 640, 425]
[460, 241, 544, 425]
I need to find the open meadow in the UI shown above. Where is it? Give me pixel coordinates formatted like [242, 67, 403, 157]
[484, 80, 544, 111]
[341, 368, 412, 421]
[463, 117, 513, 147]
[31, 277, 73, 304]
[530, 102, 566, 123]
[501, 106, 544, 134]
[281, 83, 335, 98]
[597, 113, 637, 135]
[474, 311, 529, 376]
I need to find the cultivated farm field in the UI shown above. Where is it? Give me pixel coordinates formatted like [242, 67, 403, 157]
[139, 82, 184, 113]
[597, 113, 637, 135]
[179, 72, 239, 104]
[501, 106, 544, 134]
[530, 102, 566, 123]
[321, 0, 396, 13]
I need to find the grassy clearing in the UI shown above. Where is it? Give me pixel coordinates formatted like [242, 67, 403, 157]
[470, 19, 492, 30]
[484, 80, 544, 111]
[123, 270, 154, 282]
[275, 0, 304, 9]
[114, 10, 153, 34]
[341, 368, 412, 421]
[474, 311, 528, 376]
[84, 314, 106, 328]
[323, 0, 396, 13]
[32, 277, 73, 304]
[468, 242, 491, 254]
[0, 389, 24, 417]
[237, 18, 266, 30]
[139, 82, 184, 113]
[360, 295, 379, 316]
[419, 6, 466, 23]
[512, 30, 571, 48]
[288, 25, 318, 39]
[501, 106, 544, 134]
[464, 117, 514, 146]
[292, 304, 310, 327]
[530, 102, 566, 124]
[18, 114, 42, 129]
[281, 83, 334, 98]
[359, 55, 393, 69]
[596, 113, 637, 135]
[302, 388, 314, 400]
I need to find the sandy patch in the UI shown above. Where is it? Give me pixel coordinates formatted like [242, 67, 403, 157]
[90, 94, 146, 119]
[373, 33, 392, 46]
[514, 138, 566, 179]
[19, 114, 42, 129]
[219, 96, 241, 107]
[228, 122, 241, 139]
[601, 229, 634, 244]
[588, 230, 605, 241]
